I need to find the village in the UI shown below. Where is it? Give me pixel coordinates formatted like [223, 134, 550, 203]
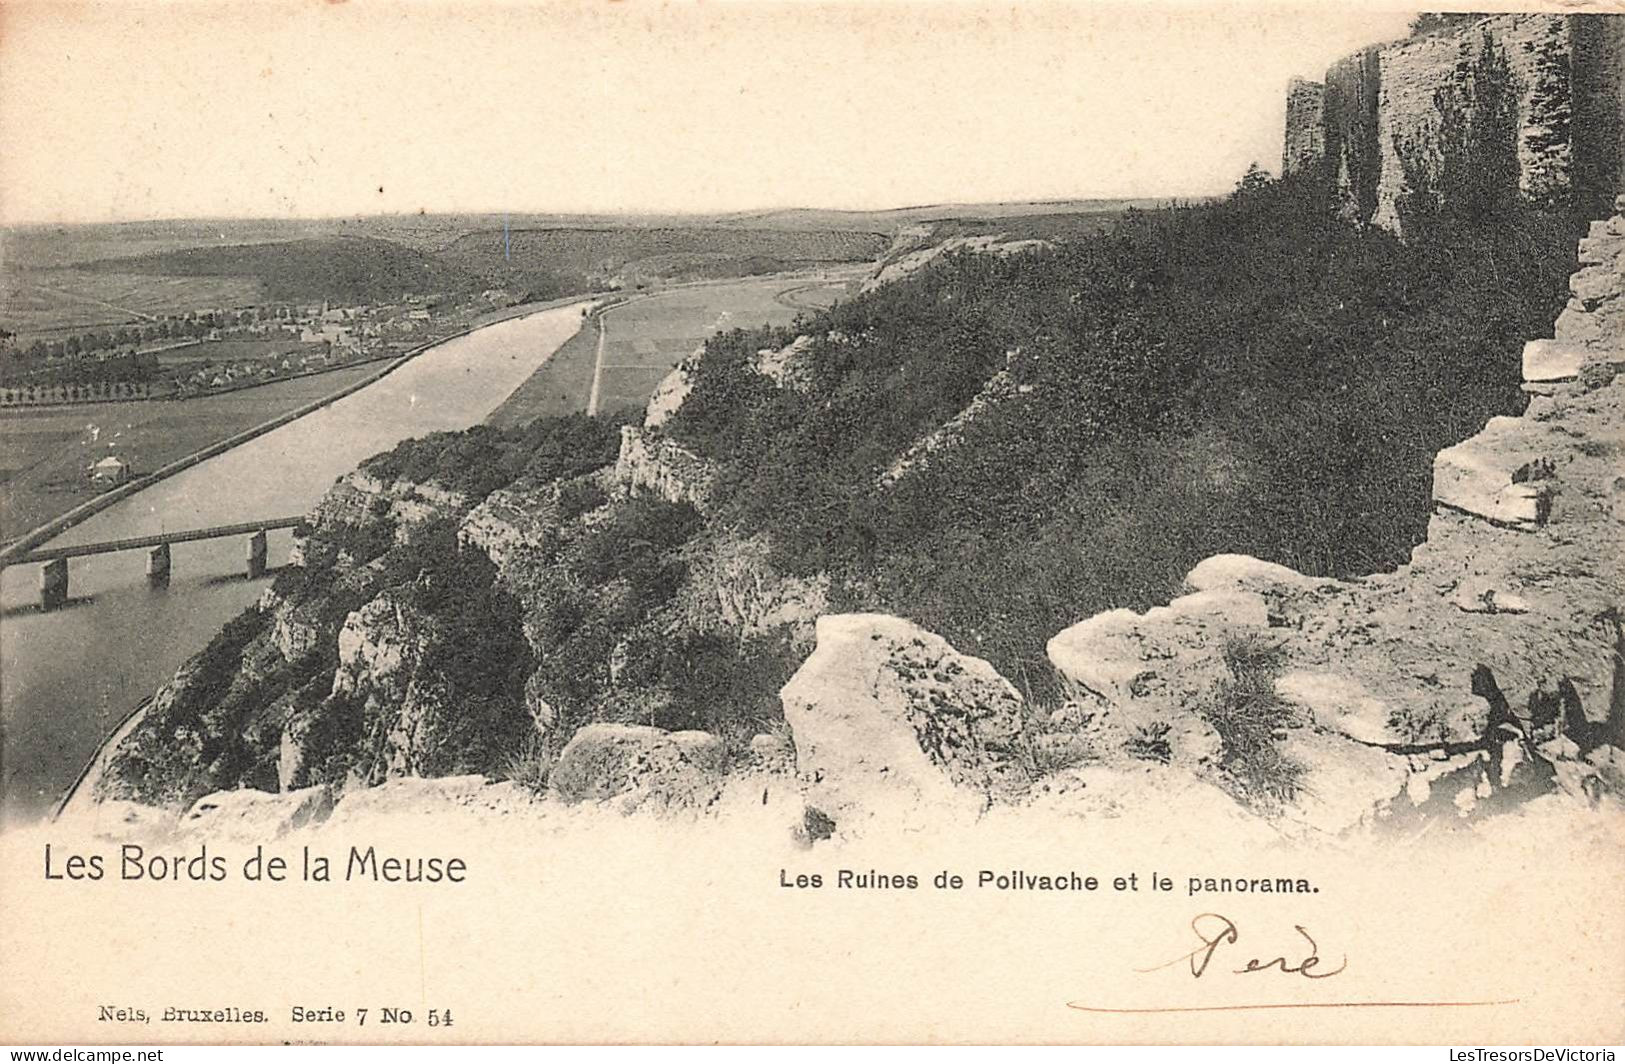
[0, 287, 522, 411]
[0, 287, 523, 507]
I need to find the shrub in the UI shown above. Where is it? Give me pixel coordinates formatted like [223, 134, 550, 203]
[1199, 635, 1304, 808]
[500, 733, 557, 796]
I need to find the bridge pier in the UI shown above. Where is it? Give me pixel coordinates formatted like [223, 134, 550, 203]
[246, 530, 268, 579]
[147, 543, 171, 588]
[39, 558, 68, 611]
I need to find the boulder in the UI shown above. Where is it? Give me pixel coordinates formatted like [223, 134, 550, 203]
[1045, 594, 1274, 769]
[1522, 339, 1593, 383]
[548, 723, 726, 813]
[780, 614, 1030, 819]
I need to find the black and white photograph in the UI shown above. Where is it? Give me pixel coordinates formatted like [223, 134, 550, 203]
[0, 0, 1621, 1048]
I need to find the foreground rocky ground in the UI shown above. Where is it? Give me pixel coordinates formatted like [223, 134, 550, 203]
[69, 202, 1625, 846]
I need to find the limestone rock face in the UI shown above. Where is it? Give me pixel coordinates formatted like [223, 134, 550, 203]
[325, 591, 448, 779]
[457, 480, 562, 569]
[881, 360, 1024, 486]
[643, 357, 698, 429]
[780, 614, 1031, 820]
[675, 533, 830, 649]
[612, 426, 716, 513]
[267, 594, 328, 664]
[548, 723, 727, 813]
[307, 471, 469, 554]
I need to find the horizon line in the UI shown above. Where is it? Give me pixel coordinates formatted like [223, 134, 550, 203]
[0, 192, 1224, 232]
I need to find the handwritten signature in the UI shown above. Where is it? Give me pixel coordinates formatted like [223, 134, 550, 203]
[1139, 913, 1347, 979]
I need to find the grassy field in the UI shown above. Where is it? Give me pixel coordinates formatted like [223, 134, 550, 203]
[0, 364, 379, 542]
[486, 274, 842, 428]
[484, 310, 602, 428]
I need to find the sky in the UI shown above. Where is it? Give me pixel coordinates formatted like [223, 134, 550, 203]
[0, 1, 1428, 225]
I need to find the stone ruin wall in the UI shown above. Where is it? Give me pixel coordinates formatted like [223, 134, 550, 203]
[1286, 14, 1625, 231]
[1282, 76, 1326, 176]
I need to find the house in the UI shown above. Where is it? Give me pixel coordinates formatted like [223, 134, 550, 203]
[88, 455, 131, 485]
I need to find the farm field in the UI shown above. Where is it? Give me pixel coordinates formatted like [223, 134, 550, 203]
[486, 273, 849, 427]
[0, 364, 377, 542]
[0, 269, 262, 341]
[484, 309, 602, 428]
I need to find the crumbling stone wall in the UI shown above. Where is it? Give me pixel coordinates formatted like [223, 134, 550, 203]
[1306, 14, 1623, 233]
[1283, 77, 1327, 176]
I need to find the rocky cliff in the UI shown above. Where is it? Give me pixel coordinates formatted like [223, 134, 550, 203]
[1286, 14, 1624, 230]
[93, 197, 1616, 844]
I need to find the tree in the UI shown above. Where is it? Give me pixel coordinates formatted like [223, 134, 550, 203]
[1235, 162, 1274, 195]
[1407, 13, 1481, 38]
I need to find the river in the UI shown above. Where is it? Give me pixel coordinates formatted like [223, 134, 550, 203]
[0, 302, 593, 823]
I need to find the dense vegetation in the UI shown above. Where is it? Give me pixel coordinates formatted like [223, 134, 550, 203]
[668, 175, 1582, 689]
[360, 413, 627, 502]
[81, 236, 561, 304]
[106, 174, 1587, 804]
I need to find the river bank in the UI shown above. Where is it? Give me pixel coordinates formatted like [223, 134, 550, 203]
[0, 301, 598, 822]
[0, 294, 611, 549]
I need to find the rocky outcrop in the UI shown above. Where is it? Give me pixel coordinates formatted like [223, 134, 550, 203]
[861, 235, 1053, 292]
[457, 479, 565, 569]
[750, 335, 816, 391]
[643, 356, 699, 429]
[320, 591, 449, 779]
[298, 470, 470, 566]
[612, 426, 716, 513]
[1301, 14, 1624, 232]
[779, 614, 1030, 822]
[674, 533, 829, 648]
[548, 723, 726, 813]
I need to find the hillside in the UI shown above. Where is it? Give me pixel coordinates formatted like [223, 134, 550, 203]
[436, 226, 889, 290]
[76, 236, 490, 304]
[84, 172, 1618, 841]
